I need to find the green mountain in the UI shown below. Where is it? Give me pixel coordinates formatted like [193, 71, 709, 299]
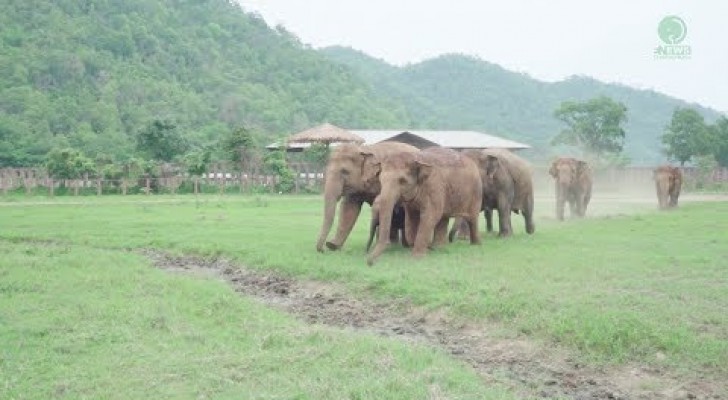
[321, 46, 723, 165]
[0, 0, 410, 166]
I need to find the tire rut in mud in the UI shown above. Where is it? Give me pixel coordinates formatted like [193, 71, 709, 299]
[144, 249, 724, 400]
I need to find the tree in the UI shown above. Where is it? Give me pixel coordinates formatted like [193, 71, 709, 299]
[551, 96, 628, 160]
[45, 147, 96, 179]
[709, 117, 728, 168]
[221, 126, 258, 170]
[661, 108, 710, 166]
[136, 120, 189, 162]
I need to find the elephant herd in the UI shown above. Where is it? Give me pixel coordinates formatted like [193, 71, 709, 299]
[316, 142, 683, 265]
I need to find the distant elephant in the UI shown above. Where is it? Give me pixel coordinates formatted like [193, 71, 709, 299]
[316, 142, 419, 251]
[366, 147, 483, 265]
[365, 199, 406, 252]
[653, 165, 682, 209]
[448, 148, 535, 240]
[549, 157, 593, 220]
[316, 142, 419, 252]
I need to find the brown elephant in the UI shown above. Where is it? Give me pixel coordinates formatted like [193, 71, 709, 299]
[365, 199, 406, 252]
[653, 165, 682, 209]
[366, 147, 483, 265]
[549, 157, 593, 220]
[316, 141, 418, 252]
[448, 148, 535, 240]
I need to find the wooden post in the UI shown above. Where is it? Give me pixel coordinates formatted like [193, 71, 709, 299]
[145, 178, 151, 195]
[122, 179, 128, 195]
[49, 178, 54, 197]
[74, 180, 79, 196]
[194, 177, 199, 195]
[97, 179, 102, 195]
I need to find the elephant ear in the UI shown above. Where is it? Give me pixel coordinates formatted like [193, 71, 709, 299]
[576, 160, 588, 176]
[485, 155, 500, 178]
[548, 160, 559, 178]
[411, 160, 433, 184]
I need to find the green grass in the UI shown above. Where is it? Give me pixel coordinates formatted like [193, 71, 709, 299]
[0, 241, 513, 399]
[1, 194, 726, 378]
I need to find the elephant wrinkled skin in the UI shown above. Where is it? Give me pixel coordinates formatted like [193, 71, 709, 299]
[366, 147, 483, 265]
[549, 157, 592, 220]
[316, 142, 418, 252]
[449, 148, 535, 240]
[653, 165, 682, 209]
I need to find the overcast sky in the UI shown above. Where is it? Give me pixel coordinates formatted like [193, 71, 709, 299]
[237, 1, 727, 114]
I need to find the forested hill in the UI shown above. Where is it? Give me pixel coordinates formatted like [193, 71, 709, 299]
[321, 46, 723, 165]
[0, 0, 410, 166]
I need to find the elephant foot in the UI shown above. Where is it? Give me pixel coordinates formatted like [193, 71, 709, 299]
[498, 231, 512, 238]
[325, 241, 342, 251]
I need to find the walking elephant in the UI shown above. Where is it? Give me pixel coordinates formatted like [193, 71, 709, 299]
[316, 141, 418, 252]
[448, 148, 535, 240]
[366, 147, 483, 266]
[653, 165, 682, 209]
[549, 157, 592, 220]
[365, 200, 406, 252]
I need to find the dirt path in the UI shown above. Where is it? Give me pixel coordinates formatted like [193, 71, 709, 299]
[144, 250, 725, 400]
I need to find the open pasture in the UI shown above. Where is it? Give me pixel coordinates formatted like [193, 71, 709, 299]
[1, 192, 727, 398]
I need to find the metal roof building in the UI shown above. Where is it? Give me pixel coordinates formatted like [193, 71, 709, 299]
[268, 129, 530, 151]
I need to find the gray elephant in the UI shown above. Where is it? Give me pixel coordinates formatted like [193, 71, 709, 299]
[653, 165, 682, 209]
[366, 147, 483, 265]
[316, 141, 418, 252]
[549, 157, 593, 220]
[449, 148, 535, 240]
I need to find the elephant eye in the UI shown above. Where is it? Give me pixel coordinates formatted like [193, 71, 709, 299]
[398, 177, 407, 185]
[340, 168, 349, 175]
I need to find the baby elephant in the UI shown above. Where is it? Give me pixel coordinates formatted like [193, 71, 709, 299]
[366, 199, 406, 252]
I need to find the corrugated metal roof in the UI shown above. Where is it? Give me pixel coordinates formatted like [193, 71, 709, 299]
[350, 130, 531, 149]
[268, 129, 531, 150]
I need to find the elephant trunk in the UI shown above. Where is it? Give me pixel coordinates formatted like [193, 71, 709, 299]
[366, 191, 397, 266]
[316, 172, 342, 252]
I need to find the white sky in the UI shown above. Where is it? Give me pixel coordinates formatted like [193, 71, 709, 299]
[237, 1, 728, 113]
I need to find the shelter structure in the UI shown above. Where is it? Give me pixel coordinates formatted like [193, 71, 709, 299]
[268, 129, 530, 152]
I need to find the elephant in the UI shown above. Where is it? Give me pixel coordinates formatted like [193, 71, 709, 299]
[316, 141, 418, 252]
[365, 146, 483, 265]
[549, 157, 593, 220]
[365, 199, 406, 252]
[653, 165, 682, 209]
[448, 148, 535, 240]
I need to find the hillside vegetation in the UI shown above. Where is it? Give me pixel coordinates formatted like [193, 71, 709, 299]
[0, 0, 723, 167]
[0, 0, 409, 166]
[322, 46, 723, 164]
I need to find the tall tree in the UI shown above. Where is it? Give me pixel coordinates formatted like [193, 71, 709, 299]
[136, 120, 188, 162]
[709, 117, 728, 168]
[661, 108, 710, 166]
[551, 96, 628, 159]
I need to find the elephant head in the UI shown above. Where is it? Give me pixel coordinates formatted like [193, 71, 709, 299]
[316, 144, 371, 252]
[549, 158, 587, 188]
[366, 153, 433, 265]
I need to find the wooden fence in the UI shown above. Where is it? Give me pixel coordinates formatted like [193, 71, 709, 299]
[2, 165, 726, 197]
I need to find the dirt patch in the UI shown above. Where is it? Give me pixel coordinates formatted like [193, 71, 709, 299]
[144, 250, 726, 400]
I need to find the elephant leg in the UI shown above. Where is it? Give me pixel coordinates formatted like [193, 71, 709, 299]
[389, 224, 400, 243]
[568, 199, 577, 218]
[412, 213, 436, 258]
[326, 199, 362, 250]
[555, 192, 565, 221]
[463, 213, 481, 245]
[447, 217, 461, 242]
[523, 194, 535, 234]
[405, 208, 419, 247]
[485, 208, 494, 232]
[365, 219, 378, 253]
[432, 217, 451, 247]
[496, 196, 512, 237]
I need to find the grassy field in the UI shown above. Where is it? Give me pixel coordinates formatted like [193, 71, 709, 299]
[1, 193, 727, 397]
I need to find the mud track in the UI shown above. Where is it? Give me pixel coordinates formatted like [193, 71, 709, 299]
[144, 250, 725, 400]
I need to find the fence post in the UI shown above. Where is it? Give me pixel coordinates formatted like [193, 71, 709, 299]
[49, 178, 54, 197]
[194, 177, 199, 195]
[74, 180, 79, 196]
[97, 179, 102, 195]
[145, 178, 151, 195]
[122, 179, 128, 195]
